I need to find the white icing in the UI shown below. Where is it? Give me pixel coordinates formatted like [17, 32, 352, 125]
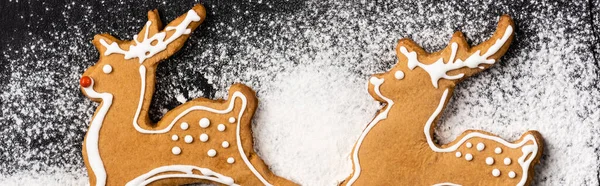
[81, 79, 110, 186]
[455, 152, 461, 158]
[171, 135, 179, 141]
[126, 165, 237, 186]
[492, 169, 501, 177]
[424, 89, 539, 186]
[199, 118, 210, 128]
[346, 77, 393, 186]
[222, 141, 230, 148]
[485, 157, 494, 165]
[172, 147, 181, 155]
[465, 154, 473, 161]
[508, 171, 516, 178]
[184, 135, 193, 143]
[99, 10, 201, 63]
[477, 143, 485, 151]
[102, 64, 112, 74]
[504, 157, 512, 165]
[200, 133, 209, 142]
[227, 157, 235, 164]
[466, 142, 472, 148]
[399, 26, 513, 88]
[228, 117, 236, 123]
[432, 183, 461, 186]
[180, 122, 189, 130]
[495, 147, 502, 154]
[218, 124, 226, 131]
[207, 149, 217, 157]
[394, 70, 404, 80]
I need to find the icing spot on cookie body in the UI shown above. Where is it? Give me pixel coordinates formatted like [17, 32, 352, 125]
[171, 135, 178, 141]
[504, 157, 512, 165]
[172, 147, 181, 155]
[218, 124, 226, 131]
[485, 157, 494, 165]
[207, 149, 217, 157]
[465, 154, 473, 161]
[222, 141, 230, 148]
[199, 118, 210, 128]
[455, 152, 462, 158]
[476, 143, 485, 151]
[184, 135, 193, 143]
[495, 147, 502, 154]
[228, 117, 236, 123]
[200, 133, 209, 142]
[227, 157, 235, 164]
[466, 142, 473, 148]
[492, 169, 501, 177]
[180, 122, 189, 130]
[508, 171, 516, 178]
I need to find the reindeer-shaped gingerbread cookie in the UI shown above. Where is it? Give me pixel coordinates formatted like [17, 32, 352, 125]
[79, 4, 296, 186]
[344, 15, 543, 186]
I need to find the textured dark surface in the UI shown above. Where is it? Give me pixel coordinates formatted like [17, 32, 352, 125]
[0, 0, 599, 185]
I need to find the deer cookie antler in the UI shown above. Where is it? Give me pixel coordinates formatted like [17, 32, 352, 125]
[396, 15, 514, 88]
[80, 4, 297, 186]
[345, 15, 544, 186]
[92, 4, 206, 65]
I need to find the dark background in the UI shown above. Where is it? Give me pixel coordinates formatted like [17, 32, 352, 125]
[0, 0, 599, 185]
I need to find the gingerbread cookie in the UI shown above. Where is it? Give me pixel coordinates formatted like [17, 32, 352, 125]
[80, 4, 296, 186]
[343, 15, 543, 186]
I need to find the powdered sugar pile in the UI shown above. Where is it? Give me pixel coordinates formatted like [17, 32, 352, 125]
[0, 0, 598, 185]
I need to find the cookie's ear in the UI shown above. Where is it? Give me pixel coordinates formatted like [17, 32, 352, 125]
[92, 33, 120, 55]
[134, 9, 163, 43]
[395, 15, 515, 88]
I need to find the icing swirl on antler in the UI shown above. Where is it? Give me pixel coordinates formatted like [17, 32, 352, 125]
[99, 10, 201, 63]
[399, 26, 513, 88]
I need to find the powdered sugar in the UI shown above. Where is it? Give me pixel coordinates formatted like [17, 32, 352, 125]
[0, 0, 598, 185]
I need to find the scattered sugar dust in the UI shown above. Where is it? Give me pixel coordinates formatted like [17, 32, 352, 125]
[1, 0, 599, 185]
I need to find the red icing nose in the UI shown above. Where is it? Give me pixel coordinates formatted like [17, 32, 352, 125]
[80, 76, 92, 88]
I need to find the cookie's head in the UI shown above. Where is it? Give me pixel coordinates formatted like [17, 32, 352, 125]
[369, 15, 515, 102]
[80, 5, 206, 100]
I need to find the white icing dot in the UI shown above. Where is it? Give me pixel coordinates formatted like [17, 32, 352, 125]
[485, 157, 494, 165]
[508, 171, 516, 178]
[455, 152, 462, 158]
[465, 153, 473, 161]
[492, 169, 501, 177]
[218, 124, 226, 131]
[171, 135, 178, 141]
[199, 133, 209, 142]
[228, 117, 236, 123]
[222, 141, 230, 148]
[102, 64, 112, 74]
[180, 122, 189, 130]
[504, 157, 512, 165]
[466, 142, 473, 148]
[495, 147, 502, 154]
[184, 135, 193, 143]
[207, 149, 217, 157]
[227, 157, 235, 164]
[199, 118, 210, 128]
[394, 70, 404, 80]
[171, 146, 181, 155]
[476, 143, 485, 151]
